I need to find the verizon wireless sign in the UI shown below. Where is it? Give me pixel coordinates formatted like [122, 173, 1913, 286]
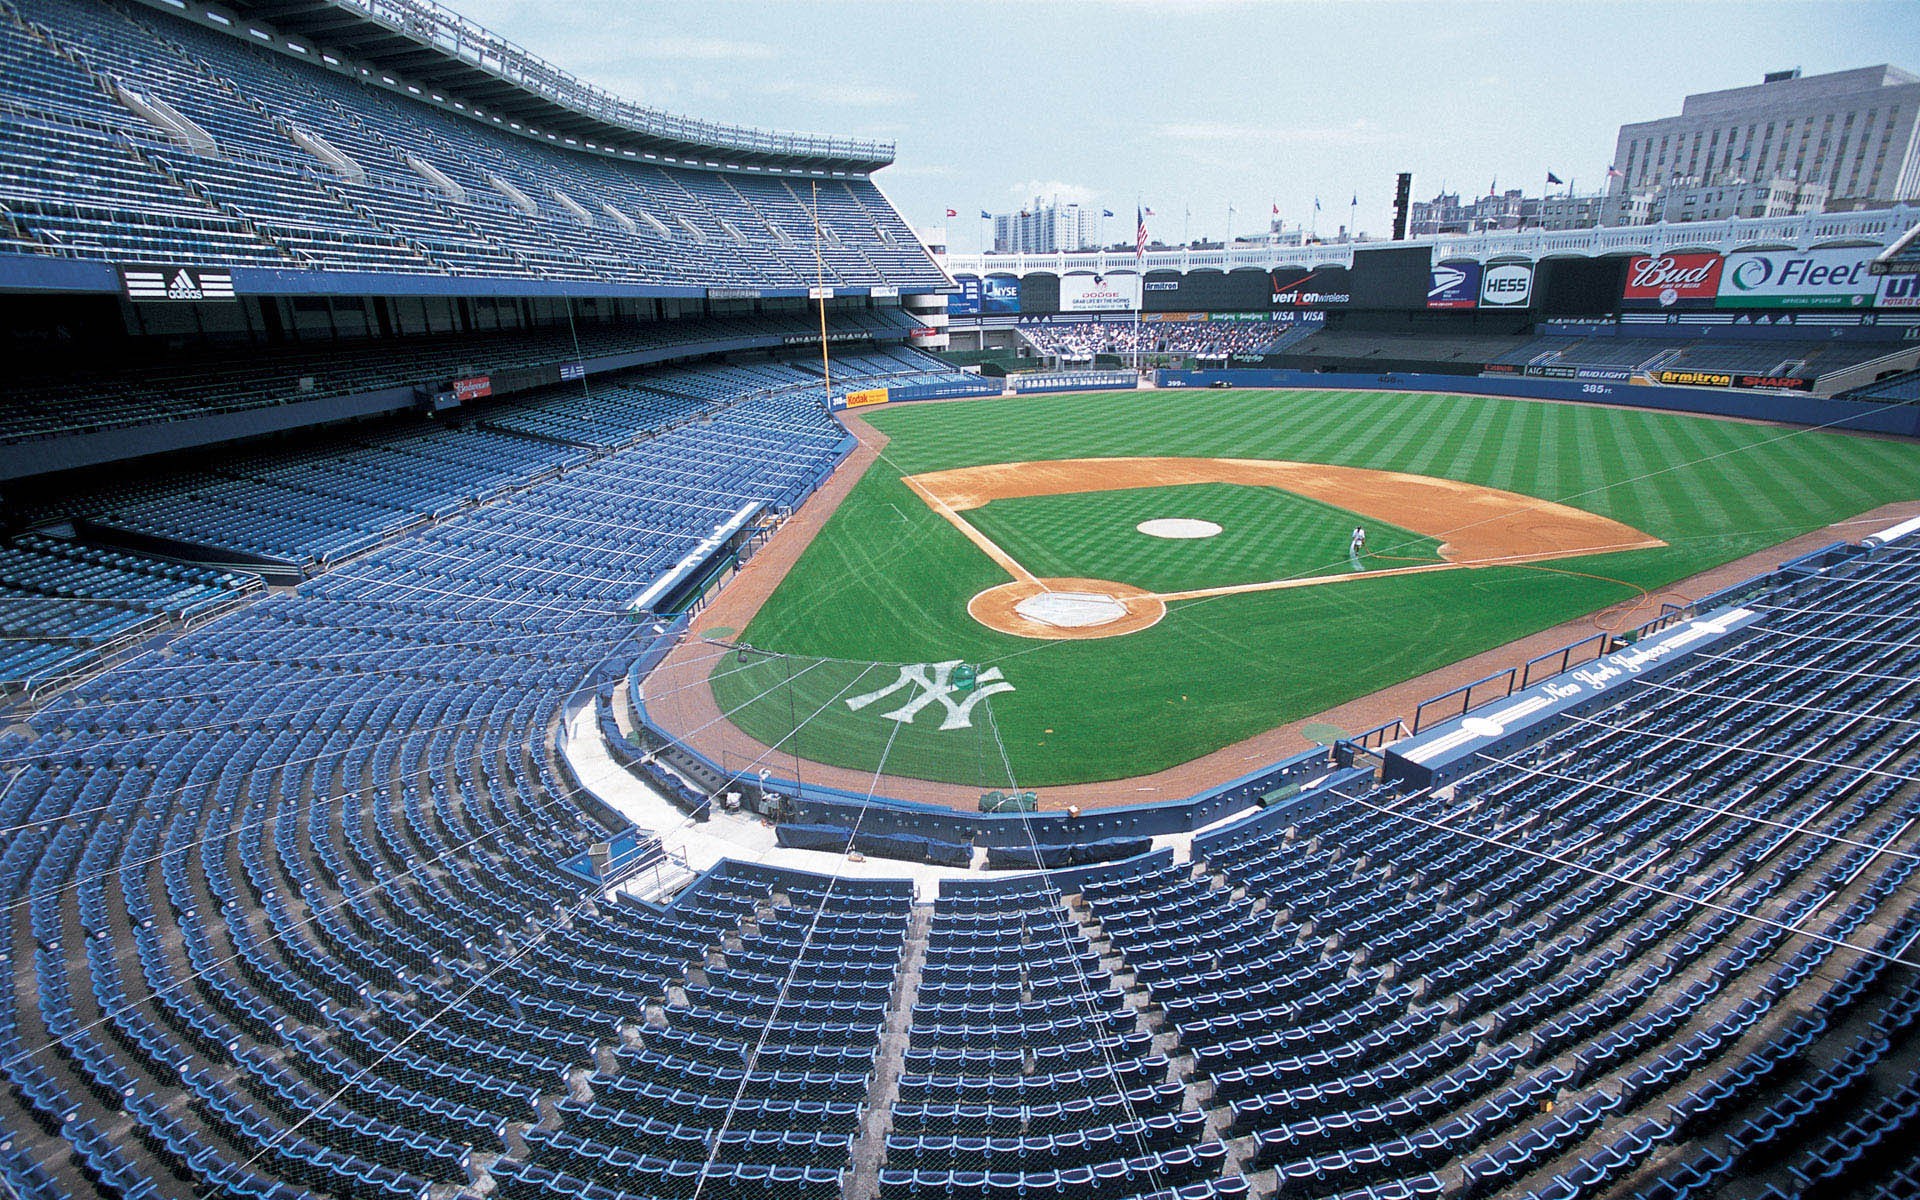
[1622, 253, 1723, 308]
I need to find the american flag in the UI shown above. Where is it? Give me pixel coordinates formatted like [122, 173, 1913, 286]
[1135, 206, 1147, 260]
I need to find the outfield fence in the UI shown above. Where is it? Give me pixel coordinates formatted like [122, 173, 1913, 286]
[1154, 367, 1920, 437]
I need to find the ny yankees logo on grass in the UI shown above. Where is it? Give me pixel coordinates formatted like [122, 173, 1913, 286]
[845, 660, 1013, 730]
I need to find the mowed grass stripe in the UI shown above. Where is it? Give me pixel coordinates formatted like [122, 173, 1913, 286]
[962, 483, 1442, 596]
[713, 388, 1920, 785]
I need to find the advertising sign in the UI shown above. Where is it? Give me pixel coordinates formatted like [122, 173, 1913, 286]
[1427, 262, 1481, 310]
[1623, 253, 1724, 308]
[1351, 246, 1433, 308]
[948, 276, 982, 316]
[1716, 248, 1878, 309]
[1880, 273, 1920, 309]
[452, 376, 492, 402]
[1269, 266, 1352, 308]
[980, 276, 1020, 314]
[1731, 374, 1813, 391]
[1656, 368, 1733, 387]
[121, 264, 235, 301]
[844, 388, 889, 408]
[1059, 273, 1143, 313]
[1479, 262, 1534, 308]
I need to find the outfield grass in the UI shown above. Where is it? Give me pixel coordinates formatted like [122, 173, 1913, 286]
[711, 388, 1920, 787]
[963, 483, 1443, 595]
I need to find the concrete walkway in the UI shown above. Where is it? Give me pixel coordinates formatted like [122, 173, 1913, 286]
[558, 699, 1260, 900]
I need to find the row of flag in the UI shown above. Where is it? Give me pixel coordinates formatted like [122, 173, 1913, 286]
[943, 165, 1630, 235]
[943, 205, 1154, 257]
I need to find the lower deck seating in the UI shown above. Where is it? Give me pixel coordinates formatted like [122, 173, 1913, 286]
[2, 350, 1918, 1199]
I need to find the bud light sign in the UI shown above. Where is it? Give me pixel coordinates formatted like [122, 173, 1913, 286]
[1622, 253, 1723, 308]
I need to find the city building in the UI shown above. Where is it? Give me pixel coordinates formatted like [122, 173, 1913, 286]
[992, 198, 1103, 253]
[1610, 65, 1920, 211]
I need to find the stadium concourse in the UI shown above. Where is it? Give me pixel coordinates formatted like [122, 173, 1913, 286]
[0, 4, 1919, 1200]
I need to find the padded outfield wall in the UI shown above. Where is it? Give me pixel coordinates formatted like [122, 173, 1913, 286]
[1155, 368, 1920, 437]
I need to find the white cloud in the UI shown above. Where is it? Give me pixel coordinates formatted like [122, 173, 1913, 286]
[760, 80, 916, 107]
[1152, 119, 1390, 147]
[630, 36, 780, 61]
[1006, 179, 1101, 207]
[885, 162, 959, 179]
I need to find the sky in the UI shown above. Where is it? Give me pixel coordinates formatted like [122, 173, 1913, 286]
[453, 0, 1919, 252]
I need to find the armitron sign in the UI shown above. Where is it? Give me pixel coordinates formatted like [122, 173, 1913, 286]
[1656, 369, 1733, 387]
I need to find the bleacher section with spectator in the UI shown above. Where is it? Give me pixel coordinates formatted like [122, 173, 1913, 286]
[1018, 318, 1288, 363]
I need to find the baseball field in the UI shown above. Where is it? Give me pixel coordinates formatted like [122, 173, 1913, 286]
[701, 387, 1920, 789]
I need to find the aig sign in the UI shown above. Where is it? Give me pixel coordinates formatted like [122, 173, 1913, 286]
[1479, 263, 1533, 308]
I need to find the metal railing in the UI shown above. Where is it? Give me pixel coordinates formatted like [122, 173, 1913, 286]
[944, 204, 1920, 277]
[1518, 632, 1612, 689]
[326, 0, 894, 166]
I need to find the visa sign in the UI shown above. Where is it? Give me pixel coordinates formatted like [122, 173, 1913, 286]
[1716, 247, 1877, 308]
[1479, 263, 1533, 308]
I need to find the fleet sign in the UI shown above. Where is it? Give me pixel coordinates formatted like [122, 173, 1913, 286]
[1716, 248, 1878, 308]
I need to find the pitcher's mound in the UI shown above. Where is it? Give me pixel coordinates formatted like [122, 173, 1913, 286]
[1138, 518, 1222, 539]
[969, 578, 1168, 640]
[1016, 591, 1130, 628]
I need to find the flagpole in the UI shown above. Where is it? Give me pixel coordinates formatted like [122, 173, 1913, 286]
[1133, 197, 1143, 377]
[811, 181, 832, 411]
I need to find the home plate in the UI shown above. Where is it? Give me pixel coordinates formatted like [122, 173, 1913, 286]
[1138, 518, 1222, 539]
[1015, 591, 1130, 628]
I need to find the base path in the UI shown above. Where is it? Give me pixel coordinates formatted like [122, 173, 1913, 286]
[907, 456, 1665, 638]
[639, 412, 1920, 811]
